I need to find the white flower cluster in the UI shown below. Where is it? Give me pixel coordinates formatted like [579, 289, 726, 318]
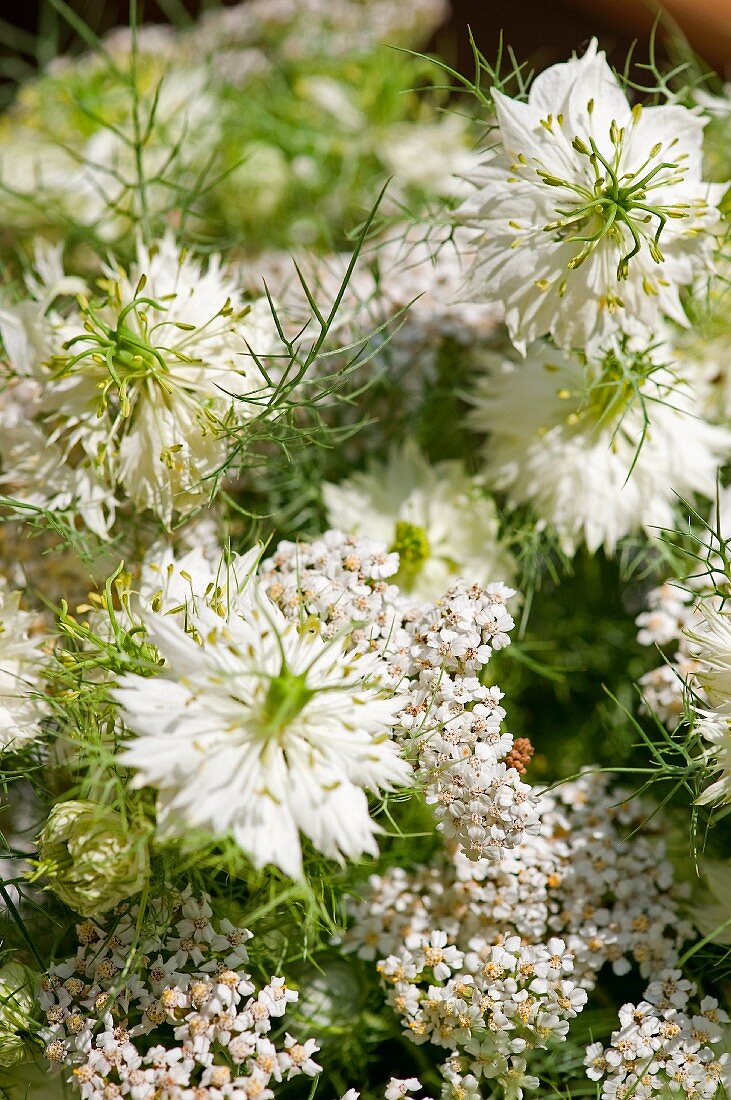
[262, 530, 538, 862]
[392, 582, 542, 860]
[585, 971, 729, 1098]
[260, 529, 405, 647]
[636, 580, 703, 726]
[633, 561, 731, 808]
[40, 890, 321, 1100]
[346, 774, 689, 990]
[345, 775, 695, 1095]
[378, 929, 586, 1097]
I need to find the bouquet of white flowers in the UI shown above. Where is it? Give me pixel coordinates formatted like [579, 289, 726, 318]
[0, 4, 730, 1099]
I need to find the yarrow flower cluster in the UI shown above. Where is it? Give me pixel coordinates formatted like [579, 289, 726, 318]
[632, 524, 731, 810]
[40, 890, 321, 1099]
[585, 972, 729, 1098]
[377, 930, 586, 1095]
[344, 774, 697, 1095]
[346, 773, 690, 990]
[635, 580, 704, 726]
[390, 581, 541, 861]
[260, 529, 405, 648]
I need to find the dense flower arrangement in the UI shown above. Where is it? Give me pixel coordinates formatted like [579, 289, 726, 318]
[0, 4, 730, 1099]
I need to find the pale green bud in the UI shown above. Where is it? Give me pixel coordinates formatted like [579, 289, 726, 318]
[36, 801, 149, 917]
[0, 962, 36, 1067]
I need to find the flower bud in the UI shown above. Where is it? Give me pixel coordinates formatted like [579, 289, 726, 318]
[36, 801, 149, 916]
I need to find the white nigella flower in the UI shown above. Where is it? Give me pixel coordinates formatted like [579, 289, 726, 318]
[690, 604, 731, 716]
[695, 83, 731, 119]
[459, 39, 724, 352]
[322, 439, 515, 601]
[113, 568, 411, 877]
[686, 604, 731, 806]
[469, 341, 731, 556]
[0, 245, 113, 535]
[38, 234, 277, 528]
[0, 578, 48, 749]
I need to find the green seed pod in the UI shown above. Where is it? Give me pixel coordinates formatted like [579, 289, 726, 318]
[37, 800, 149, 917]
[0, 962, 36, 1067]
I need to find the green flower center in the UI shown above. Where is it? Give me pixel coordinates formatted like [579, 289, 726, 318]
[550, 341, 661, 435]
[260, 666, 315, 738]
[531, 105, 694, 281]
[390, 520, 431, 590]
[53, 288, 176, 419]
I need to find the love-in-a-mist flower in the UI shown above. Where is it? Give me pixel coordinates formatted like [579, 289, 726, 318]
[684, 603, 731, 806]
[469, 341, 730, 555]
[690, 603, 731, 715]
[41, 234, 277, 527]
[459, 40, 724, 352]
[114, 571, 411, 877]
[323, 439, 515, 601]
[697, 711, 731, 807]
